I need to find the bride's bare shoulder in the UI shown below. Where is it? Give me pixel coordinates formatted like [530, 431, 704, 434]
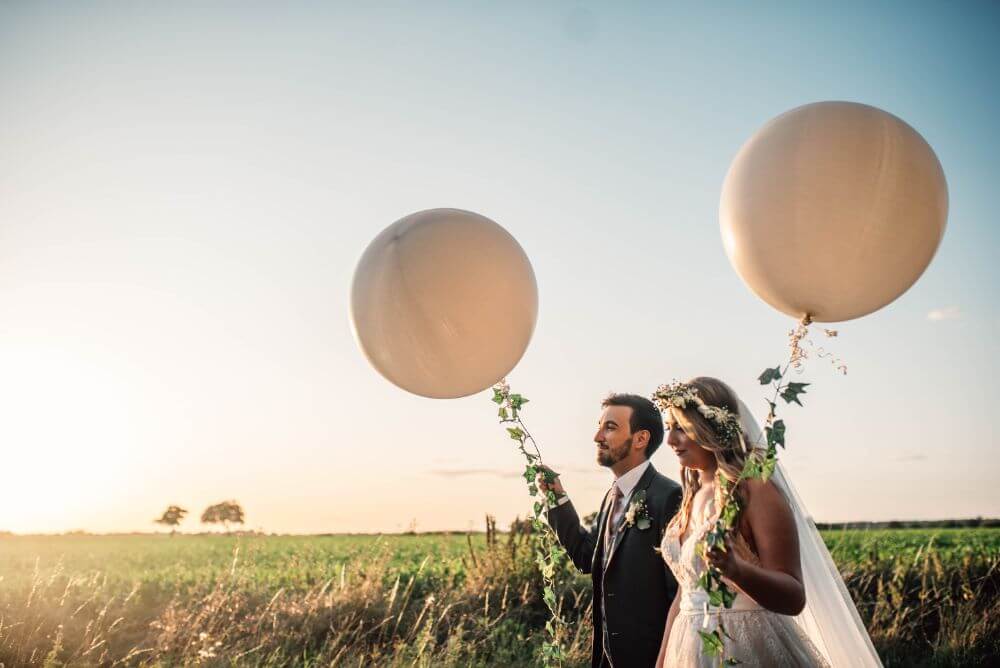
[738, 478, 792, 518]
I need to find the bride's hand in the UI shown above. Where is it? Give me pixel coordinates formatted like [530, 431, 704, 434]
[706, 540, 745, 580]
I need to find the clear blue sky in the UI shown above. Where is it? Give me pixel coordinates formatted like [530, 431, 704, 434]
[1, 1, 997, 533]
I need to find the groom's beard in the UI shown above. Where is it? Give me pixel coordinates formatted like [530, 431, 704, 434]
[597, 436, 632, 468]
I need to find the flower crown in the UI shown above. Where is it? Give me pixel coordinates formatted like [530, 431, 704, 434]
[652, 381, 745, 449]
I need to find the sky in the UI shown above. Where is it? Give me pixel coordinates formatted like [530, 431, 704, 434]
[1, 1, 998, 534]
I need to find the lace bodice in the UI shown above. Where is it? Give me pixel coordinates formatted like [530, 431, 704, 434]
[659, 496, 762, 613]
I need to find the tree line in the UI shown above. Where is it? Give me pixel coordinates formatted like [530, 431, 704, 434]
[154, 501, 245, 535]
[814, 517, 1000, 530]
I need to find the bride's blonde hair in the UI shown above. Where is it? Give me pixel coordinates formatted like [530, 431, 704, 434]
[666, 376, 749, 535]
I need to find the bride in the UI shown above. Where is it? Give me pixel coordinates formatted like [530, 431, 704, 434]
[654, 377, 881, 667]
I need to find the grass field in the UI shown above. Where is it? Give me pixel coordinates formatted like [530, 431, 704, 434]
[1, 528, 997, 666]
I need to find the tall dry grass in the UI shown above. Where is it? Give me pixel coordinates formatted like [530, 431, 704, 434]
[1, 528, 997, 666]
[0, 528, 591, 667]
[836, 536, 1000, 667]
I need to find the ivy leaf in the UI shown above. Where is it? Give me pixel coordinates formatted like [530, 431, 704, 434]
[766, 419, 786, 449]
[507, 427, 525, 442]
[780, 382, 809, 406]
[542, 640, 563, 661]
[539, 468, 559, 484]
[523, 465, 537, 482]
[528, 483, 538, 497]
[720, 500, 740, 528]
[637, 517, 651, 530]
[543, 587, 557, 609]
[758, 366, 783, 385]
[720, 583, 737, 608]
[533, 501, 543, 515]
[498, 406, 508, 420]
[698, 630, 724, 657]
[509, 393, 529, 410]
[708, 589, 724, 607]
[762, 456, 777, 482]
[491, 389, 505, 404]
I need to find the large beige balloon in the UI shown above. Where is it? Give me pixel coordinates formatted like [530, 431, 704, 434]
[720, 101, 948, 322]
[350, 208, 538, 399]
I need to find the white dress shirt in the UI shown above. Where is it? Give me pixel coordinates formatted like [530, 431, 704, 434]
[607, 459, 650, 526]
[552, 459, 651, 528]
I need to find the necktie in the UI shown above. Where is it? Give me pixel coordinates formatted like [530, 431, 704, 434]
[603, 485, 624, 564]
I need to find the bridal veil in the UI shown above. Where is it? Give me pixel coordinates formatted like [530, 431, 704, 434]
[736, 398, 883, 667]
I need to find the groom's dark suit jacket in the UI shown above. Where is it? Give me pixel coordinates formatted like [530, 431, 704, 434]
[547, 463, 682, 668]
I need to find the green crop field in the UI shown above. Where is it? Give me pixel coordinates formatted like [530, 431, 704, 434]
[1, 528, 997, 666]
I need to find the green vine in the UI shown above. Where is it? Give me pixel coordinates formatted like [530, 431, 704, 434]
[694, 316, 826, 666]
[491, 380, 569, 666]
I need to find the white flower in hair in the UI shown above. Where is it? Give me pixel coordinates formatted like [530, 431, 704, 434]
[652, 380, 743, 446]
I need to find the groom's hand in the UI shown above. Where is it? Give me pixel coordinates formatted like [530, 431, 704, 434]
[536, 465, 566, 497]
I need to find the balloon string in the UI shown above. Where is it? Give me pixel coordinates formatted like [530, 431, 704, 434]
[787, 315, 847, 375]
[788, 315, 813, 370]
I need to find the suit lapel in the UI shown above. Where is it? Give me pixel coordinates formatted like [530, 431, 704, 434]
[604, 463, 657, 572]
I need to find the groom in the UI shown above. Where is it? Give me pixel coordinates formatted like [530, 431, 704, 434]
[540, 393, 682, 668]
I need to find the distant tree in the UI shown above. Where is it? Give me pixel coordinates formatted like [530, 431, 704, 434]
[154, 505, 188, 536]
[201, 501, 245, 533]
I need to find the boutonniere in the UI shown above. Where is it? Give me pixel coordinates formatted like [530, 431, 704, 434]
[623, 489, 652, 530]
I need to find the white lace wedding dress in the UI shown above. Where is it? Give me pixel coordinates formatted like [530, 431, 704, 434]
[659, 498, 830, 667]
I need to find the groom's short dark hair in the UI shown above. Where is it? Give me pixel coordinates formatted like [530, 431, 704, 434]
[602, 393, 664, 458]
